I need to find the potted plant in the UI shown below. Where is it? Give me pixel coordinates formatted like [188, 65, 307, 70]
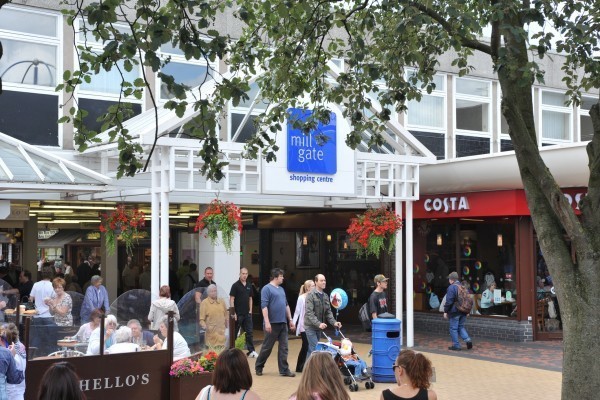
[346, 206, 403, 258]
[169, 351, 218, 400]
[194, 199, 243, 253]
[99, 204, 145, 255]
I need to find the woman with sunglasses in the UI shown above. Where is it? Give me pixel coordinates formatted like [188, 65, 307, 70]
[382, 350, 437, 400]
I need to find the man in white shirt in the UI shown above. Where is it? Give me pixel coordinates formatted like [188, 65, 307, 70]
[29, 265, 58, 355]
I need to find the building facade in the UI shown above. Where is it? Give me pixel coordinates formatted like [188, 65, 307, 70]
[0, 2, 595, 342]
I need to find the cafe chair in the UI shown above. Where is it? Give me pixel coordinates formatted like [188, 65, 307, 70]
[536, 300, 547, 331]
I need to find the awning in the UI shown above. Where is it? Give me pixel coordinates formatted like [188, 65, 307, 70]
[38, 229, 84, 248]
[0, 131, 110, 193]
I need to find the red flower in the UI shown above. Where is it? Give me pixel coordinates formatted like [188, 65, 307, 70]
[194, 199, 243, 253]
[346, 207, 402, 258]
[99, 204, 146, 256]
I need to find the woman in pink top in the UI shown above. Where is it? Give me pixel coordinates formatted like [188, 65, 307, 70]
[289, 352, 350, 400]
[292, 280, 315, 373]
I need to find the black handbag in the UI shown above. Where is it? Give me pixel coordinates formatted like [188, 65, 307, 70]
[25, 301, 36, 311]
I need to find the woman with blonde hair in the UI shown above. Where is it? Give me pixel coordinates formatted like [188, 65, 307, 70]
[381, 349, 437, 400]
[292, 280, 315, 373]
[289, 351, 350, 400]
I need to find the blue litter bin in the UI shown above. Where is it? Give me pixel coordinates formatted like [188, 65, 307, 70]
[371, 317, 401, 383]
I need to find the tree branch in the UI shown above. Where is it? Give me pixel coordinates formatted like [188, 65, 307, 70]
[407, 1, 492, 55]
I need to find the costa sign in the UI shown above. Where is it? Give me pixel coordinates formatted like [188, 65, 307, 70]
[414, 188, 587, 219]
[424, 196, 470, 213]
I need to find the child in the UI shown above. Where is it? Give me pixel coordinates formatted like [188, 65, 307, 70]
[339, 338, 368, 379]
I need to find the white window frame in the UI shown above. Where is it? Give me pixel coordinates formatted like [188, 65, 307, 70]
[497, 89, 512, 152]
[539, 88, 573, 144]
[0, 5, 63, 148]
[74, 19, 144, 104]
[0, 5, 61, 94]
[578, 95, 596, 143]
[405, 72, 447, 133]
[453, 76, 492, 158]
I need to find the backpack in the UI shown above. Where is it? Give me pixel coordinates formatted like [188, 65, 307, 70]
[358, 303, 371, 330]
[455, 284, 474, 314]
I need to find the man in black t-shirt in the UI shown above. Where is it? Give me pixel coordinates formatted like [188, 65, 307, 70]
[369, 274, 389, 319]
[229, 267, 257, 357]
[194, 267, 217, 305]
[196, 267, 216, 288]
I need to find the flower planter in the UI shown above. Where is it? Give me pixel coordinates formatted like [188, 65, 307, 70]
[170, 372, 213, 400]
[346, 207, 403, 258]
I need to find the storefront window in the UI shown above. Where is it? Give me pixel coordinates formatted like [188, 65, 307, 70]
[415, 219, 517, 318]
[270, 230, 380, 317]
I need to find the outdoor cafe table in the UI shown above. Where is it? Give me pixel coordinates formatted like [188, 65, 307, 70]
[4, 308, 37, 323]
[56, 339, 88, 357]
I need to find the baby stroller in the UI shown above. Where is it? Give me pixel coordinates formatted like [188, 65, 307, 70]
[314, 331, 375, 392]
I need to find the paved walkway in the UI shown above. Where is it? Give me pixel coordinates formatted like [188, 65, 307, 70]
[248, 325, 563, 399]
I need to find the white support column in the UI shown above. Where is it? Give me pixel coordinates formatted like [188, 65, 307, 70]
[151, 153, 160, 300]
[160, 147, 170, 287]
[198, 232, 240, 299]
[394, 200, 403, 323]
[406, 200, 414, 347]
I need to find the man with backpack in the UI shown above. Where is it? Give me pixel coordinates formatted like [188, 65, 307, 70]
[443, 271, 473, 351]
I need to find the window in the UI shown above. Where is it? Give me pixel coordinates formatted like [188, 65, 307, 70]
[75, 21, 141, 97]
[406, 72, 447, 159]
[0, 8, 59, 88]
[0, 39, 57, 87]
[541, 90, 572, 142]
[455, 77, 492, 157]
[78, 98, 142, 133]
[499, 91, 512, 151]
[229, 82, 268, 143]
[0, 5, 61, 146]
[0, 90, 59, 146]
[455, 78, 491, 133]
[418, 219, 517, 319]
[75, 20, 143, 131]
[0, 7, 57, 37]
[580, 96, 596, 142]
[157, 43, 215, 101]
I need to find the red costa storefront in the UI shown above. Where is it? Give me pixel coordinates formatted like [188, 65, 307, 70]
[410, 188, 584, 341]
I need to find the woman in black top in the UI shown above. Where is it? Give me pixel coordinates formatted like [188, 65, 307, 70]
[381, 350, 437, 400]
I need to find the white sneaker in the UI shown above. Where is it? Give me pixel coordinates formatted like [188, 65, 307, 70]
[248, 351, 258, 358]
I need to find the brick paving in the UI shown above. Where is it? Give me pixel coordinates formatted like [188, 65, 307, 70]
[336, 324, 563, 372]
[248, 334, 562, 400]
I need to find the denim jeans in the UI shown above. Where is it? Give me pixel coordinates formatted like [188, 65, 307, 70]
[344, 358, 368, 378]
[449, 313, 471, 348]
[305, 328, 321, 358]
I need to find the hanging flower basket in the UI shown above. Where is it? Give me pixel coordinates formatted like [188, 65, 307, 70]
[194, 199, 243, 253]
[99, 204, 146, 256]
[346, 206, 403, 258]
